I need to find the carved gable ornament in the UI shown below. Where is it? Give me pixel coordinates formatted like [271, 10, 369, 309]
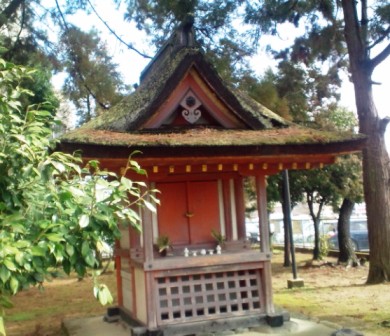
[142, 68, 246, 130]
[180, 90, 202, 124]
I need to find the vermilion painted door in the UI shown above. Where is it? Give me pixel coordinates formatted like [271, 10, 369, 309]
[188, 181, 220, 244]
[157, 182, 190, 245]
[157, 181, 220, 245]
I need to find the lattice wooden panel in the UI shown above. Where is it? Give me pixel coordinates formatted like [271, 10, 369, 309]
[155, 269, 263, 325]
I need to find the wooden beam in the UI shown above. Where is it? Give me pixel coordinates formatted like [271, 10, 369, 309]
[81, 153, 337, 168]
[143, 250, 269, 271]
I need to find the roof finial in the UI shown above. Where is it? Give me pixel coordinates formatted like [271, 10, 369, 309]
[177, 13, 195, 47]
[182, 13, 194, 31]
[139, 11, 196, 83]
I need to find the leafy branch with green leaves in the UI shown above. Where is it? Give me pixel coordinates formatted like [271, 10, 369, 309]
[0, 58, 158, 335]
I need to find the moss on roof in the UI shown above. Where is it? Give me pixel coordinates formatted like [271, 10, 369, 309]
[231, 89, 289, 128]
[61, 126, 365, 148]
[59, 25, 365, 158]
[83, 48, 202, 132]
[76, 46, 289, 134]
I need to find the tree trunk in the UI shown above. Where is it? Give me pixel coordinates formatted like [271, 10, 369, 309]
[342, 0, 390, 283]
[359, 88, 390, 283]
[307, 193, 323, 260]
[337, 198, 360, 266]
[312, 217, 321, 260]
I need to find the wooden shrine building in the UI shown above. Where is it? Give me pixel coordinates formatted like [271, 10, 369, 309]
[59, 22, 365, 335]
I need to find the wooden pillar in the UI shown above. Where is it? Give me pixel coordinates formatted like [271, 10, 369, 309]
[234, 177, 246, 240]
[255, 174, 274, 314]
[145, 271, 157, 330]
[255, 175, 270, 253]
[142, 196, 154, 263]
[262, 262, 275, 314]
[141, 190, 157, 329]
[115, 240, 123, 307]
[129, 222, 141, 247]
[222, 179, 233, 241]
[127, 220, 136, 314]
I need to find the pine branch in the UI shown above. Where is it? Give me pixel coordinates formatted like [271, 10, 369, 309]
[369, 42, 390, 72]
[0, 0, 25, 28]
[86, 0, 151, 59]
[15, 1, 25, 43]
[5, 1, 35, 60]
[367, 26, 390, 50]
[54, 0, 109, 111]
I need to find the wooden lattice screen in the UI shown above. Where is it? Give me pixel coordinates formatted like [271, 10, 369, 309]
[155, 269, 264, 325]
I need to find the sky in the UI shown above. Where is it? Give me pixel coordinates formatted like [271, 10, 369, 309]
[64, 1, 390, 149]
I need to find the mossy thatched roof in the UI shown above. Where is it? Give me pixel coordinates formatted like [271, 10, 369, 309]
[74, 48, 288, 133]
[62, 126, 364, 148]
[59, 23, 366, 158]
[59, 127, 366, 162]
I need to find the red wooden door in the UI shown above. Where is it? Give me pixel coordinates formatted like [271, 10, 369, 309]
[157, 182, 189, 245]
[156, 181, 220, 245]
[188, 181, 220, 244]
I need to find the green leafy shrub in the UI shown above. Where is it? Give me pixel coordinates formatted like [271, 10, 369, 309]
[0, 59, 159, 335]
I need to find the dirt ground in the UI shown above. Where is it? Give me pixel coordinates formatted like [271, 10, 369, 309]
[4, 252, 390, 336]
[4, 271, 117, 336]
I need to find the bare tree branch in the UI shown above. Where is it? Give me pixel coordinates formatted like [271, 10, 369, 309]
[369, 42, 390, 72]
[86, 0, 151, 59]
[379, 116, 390, 135]
[0, 0, 25, 28]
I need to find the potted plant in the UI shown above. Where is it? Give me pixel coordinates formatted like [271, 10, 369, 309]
[211, 229, 225, 247]
[156, 235, 172, 257]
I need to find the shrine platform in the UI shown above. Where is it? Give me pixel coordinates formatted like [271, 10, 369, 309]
[62, 314, 355, 336]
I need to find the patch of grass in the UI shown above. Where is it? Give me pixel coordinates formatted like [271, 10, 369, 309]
[4, 255, 390, 336]
[272, 252, 390, 336]
[6, 312, 37, 322]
